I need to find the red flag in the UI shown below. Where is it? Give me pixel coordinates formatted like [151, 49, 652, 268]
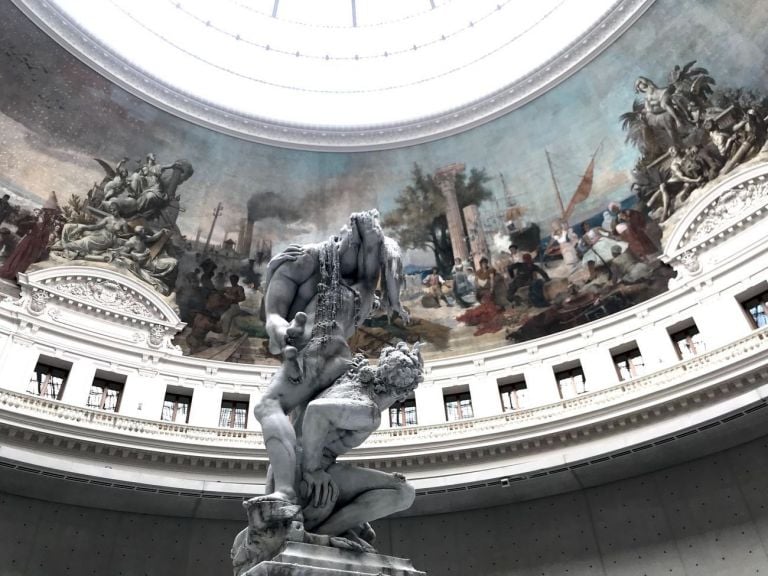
[564, 156, 595, 221]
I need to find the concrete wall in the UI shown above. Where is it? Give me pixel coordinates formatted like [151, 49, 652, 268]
[385, 433, 768, 576]
[2, 434, 768, 576]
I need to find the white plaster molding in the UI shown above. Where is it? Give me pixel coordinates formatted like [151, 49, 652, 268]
[18, 265, 180, 324]
[13, 265, 184, 353]
[1, 325, 766, 460]
[662, 160, 768, 279]
[10, 0, 656, 151]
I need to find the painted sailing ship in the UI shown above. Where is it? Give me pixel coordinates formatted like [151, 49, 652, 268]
[542, 144, 601, 260]
[499, 145, 600, 254]
[500, 174, 541, 252]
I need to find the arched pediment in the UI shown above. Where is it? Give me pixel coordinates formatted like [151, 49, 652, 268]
[13, 264, 184, 351]
[662, 158, 768, 279]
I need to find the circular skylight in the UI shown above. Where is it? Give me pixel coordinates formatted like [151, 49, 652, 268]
[17, 0, 654, 148]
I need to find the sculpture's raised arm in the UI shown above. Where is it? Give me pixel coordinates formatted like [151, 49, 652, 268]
[233, 209, 417, 573]
[251, 210, 393, 505]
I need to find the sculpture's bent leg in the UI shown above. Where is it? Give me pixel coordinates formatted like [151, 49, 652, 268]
[252, 347, 304, 503]
[252, 395, 297, 503]
[308, 464, 415, 537]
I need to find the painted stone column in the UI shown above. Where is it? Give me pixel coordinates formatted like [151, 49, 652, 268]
[463, 203, 490, 267]
[434, 163, 468, 264]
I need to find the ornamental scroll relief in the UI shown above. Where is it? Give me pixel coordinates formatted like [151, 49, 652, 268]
[678, 176, 768, 250]
[13, 271, 183, 353]
[43, 278, 161, 320]
[665, 170, 768, 281]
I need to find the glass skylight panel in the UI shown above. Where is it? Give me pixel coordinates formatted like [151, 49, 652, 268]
[356, 0, 431, 26]
[277, 0, 352, 27]
[48, 0, 620, 128]
[222, 0, 275, 19]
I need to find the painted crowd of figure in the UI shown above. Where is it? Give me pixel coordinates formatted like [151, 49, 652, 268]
[391, 60, 767, 349]
[624, 61, 767, 220]
[0, 153, 194, 296]
[173, 252, 267, 358]
[408, 200, 669, 345]
[0, 191, 60, 282]
[1, 59, 766, 363]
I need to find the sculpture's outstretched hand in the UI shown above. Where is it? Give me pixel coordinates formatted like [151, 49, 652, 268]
[282, 345, 302, 384]
[301, 469, 338, 508]
[284, 311, 308, 349]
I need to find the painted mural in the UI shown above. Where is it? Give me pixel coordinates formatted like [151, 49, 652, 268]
[0, 0, 767, 364]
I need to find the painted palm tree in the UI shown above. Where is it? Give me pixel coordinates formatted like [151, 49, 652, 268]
[668, 60, 716, 118]
[619, 99, 663, 158]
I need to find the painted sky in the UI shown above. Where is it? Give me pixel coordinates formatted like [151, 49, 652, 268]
[0, 0, 766, 256]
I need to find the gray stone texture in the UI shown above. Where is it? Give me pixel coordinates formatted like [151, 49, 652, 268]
[3, 434, 768, 574]
[244, 542, 425, 575]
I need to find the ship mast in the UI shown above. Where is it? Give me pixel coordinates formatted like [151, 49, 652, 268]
[545, 149, 566, 220]
[499, 172, 511, 204]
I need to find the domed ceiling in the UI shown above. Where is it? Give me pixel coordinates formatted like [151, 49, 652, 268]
[6, 0, 766, 365]
[13, 0, 655, 149]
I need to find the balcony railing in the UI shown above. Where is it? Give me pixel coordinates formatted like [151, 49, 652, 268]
[1, 327, 767, 455]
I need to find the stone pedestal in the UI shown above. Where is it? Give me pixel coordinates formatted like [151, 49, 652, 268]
[245, 542, 426, 576]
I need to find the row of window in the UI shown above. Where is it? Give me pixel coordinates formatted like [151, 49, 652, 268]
[163, 394, 249, 429]
[18, 322, 713, 430]
[27, 365, 251, 429]
[21, 287, 768, 430]
[548, 319, 706, 398]
[388, 320, 711, 427]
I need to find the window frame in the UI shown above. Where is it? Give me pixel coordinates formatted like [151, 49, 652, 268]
[741, 289, 768, 329]
[499, 379, 527, 411]
[669, 324, 706, 360]
[86, 377, 124, 412]
[444, 391, 473, 422]
[219, 399, 249, 429]
[161, 392, 192, 424]
[27, 362, 69, 401]
[612, 347, 645, 381]
[554, 366, 586, 399]
[389, 397, 417, 427]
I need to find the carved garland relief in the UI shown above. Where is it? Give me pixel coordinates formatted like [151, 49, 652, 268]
[680, 177, 768, 249]
[52, 279, 157, 319]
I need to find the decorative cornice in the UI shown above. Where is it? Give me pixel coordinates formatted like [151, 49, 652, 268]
[10, 0, 656, 151]
[1, 325, 766, 465]
[17, 265, 181, 327]
[9, 265, 185, 352]
[662, 160, 768, 275]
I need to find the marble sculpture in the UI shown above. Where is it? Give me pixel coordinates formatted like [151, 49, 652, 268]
[231, 210, 422, 575]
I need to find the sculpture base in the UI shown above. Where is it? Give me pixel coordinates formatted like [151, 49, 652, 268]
[244, 542, 426, 576]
